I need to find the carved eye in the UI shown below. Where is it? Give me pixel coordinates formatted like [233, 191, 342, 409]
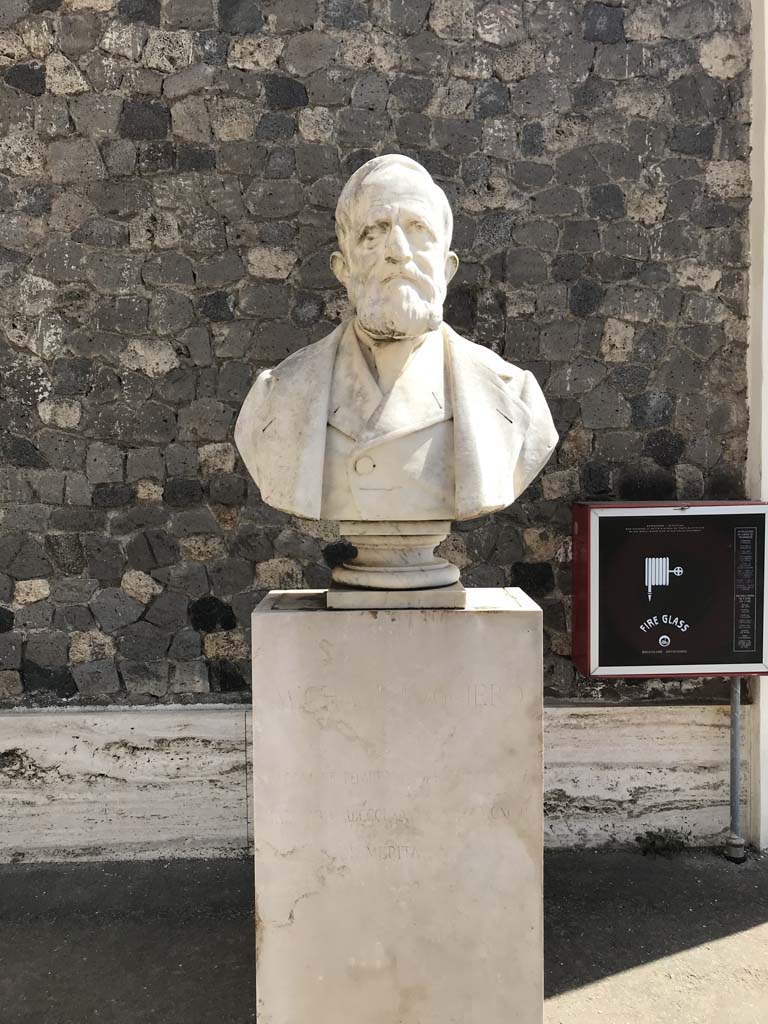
[408, 220, 436, 242]
[359, 221, 389, 243]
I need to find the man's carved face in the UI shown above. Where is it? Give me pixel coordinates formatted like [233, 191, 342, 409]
[331, 166, 459, 341]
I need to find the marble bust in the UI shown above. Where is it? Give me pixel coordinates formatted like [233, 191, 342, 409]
[235, 155, 558, 590]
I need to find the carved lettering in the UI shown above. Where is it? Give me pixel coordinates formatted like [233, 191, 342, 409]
[366, 843, 417, 861]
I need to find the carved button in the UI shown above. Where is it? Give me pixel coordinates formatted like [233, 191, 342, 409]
[354, 456, 375, 475]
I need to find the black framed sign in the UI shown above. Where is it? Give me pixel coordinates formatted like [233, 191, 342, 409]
[572, 502, 768, 677]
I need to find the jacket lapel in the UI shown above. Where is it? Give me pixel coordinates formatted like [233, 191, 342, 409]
[327, 322, 383, 440]
[358, 330, 450, 446]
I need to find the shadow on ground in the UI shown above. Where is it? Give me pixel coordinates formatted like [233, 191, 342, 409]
[1, 849, 767, 1022]
[0, 859, 256, 1024]
[545, 847, 768, 999]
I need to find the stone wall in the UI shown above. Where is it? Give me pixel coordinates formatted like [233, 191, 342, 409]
[0, 0, 752, 706]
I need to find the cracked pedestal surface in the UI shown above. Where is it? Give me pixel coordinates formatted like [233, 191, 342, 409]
[251, 588, 543, 1024]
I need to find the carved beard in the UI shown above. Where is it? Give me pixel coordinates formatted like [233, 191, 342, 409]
[351, 276, 445, 341]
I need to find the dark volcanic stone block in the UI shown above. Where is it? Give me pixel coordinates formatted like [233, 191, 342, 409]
[583, 2, 625, 43]
[4, 63, 46, 95]
[119, 100, 171, 140]
[190, 595, 236, 633]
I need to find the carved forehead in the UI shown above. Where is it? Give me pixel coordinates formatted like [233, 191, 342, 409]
[355, 166, 438, 210]
[335, 156, 453, 249]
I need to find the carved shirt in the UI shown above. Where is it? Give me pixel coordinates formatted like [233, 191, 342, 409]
[321, 325, 455, 521]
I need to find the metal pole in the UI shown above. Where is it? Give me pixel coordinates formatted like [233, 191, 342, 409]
[725, 677, 747, 862]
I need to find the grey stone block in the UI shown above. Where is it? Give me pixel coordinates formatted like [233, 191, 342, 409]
[194, 251, 245, 289]
[177, 400, 234, 443]
[69, 94, 123, 138]
[51, 578, 100, 604]
[582, 385, 631, 430]
[119, 658, 169, 696]
[119, 99, 171, 140]
[23, 665, 76, 698]
[0, 633, 22, 671]
[25, 631, 69, 669]
[208, 474, 246, 506]
[9, 539, 51, 581]
[583, 3, 625, 43]
[87, 443, 124, 484]
[48, 139, 106, 185]
[118, 0, 161, 26]
[152, 562, 209, 598]
[218, 0, 264, 32]
[118, 621, 171, 660]
[148, 291, 194, 335]
[51, 509, 107, 533]
[91, 588, 144, 632]
[170, 509, 223, 537]
[670, 124, 715, 158]
[15, 602, 53, 630]
[83, 537, 126, 581]
[64, 473, 93, 507]
[5, 63, 45, 96]
[506, 248, 548, 286]
[244, 179, 304, 219]
[53, 605, 95, 632]
[163, 0, 214, 30]
[141, 252, 194, 287]
[207, 557, 253, 595]
[643, 429, 686, 468]
[126, 448, 164, 482]
[0, 671, 22, 698]
[168, 627, 202, 660]
[192, 29, 228, 64]
[476, 79, 509, 119]
[73, 658, 121, 697]
[533, 187, 582, 217]
[263, 74, 307, 110]
[569, 279, 605, 317]
[170, 660, 209, 693]
[28, 471, 66, 505]
[144, 591, 188, 629]
[102, 139, 137, 176]
[3, 505, 50, 532]
[264, 147, 296, 179]
[164, 445, 199, 478]
[630, 391, 674, 429]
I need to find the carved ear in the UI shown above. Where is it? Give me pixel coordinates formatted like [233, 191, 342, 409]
[330, 251, 348, 286]
[445, 251, 459, 283]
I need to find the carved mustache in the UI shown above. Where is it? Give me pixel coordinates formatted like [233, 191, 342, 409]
[377, 265, 436, 296]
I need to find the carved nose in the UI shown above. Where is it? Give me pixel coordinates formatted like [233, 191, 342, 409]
[385, 224, 410, 262]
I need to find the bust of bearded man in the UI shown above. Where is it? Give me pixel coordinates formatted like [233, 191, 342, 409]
[235, 155, 558, 591]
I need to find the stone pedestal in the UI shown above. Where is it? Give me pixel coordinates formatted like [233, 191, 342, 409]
[251, 587, 543, 1024]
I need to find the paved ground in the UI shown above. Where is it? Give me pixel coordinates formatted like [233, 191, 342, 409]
[545, 849, 768, 1024]
[0, 850, 766, 1023]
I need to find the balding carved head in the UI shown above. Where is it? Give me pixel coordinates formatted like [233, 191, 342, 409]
[330, 155, 459, 341]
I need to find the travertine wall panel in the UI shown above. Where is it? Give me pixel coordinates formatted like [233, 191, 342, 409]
[0, 704, 743, 860]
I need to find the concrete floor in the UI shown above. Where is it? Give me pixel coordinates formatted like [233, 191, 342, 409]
[545, 849, 768, 1024]
[0, 850, 766, 1023]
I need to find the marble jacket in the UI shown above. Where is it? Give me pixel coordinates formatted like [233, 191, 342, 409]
[234, 319, 558, 522]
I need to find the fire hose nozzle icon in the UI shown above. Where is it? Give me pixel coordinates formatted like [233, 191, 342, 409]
[645, 556, 684, 601]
